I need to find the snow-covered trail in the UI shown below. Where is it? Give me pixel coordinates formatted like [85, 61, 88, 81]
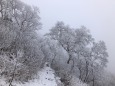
[0, 66, 59, 86]
[0, 64, 88, 86]
[16, 66, 59, 86]
[37, 67, 57, 86]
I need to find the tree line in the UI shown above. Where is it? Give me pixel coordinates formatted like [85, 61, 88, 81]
[0, 0, 115, 86]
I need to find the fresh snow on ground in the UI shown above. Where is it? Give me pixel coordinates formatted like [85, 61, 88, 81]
[0, 63, 61, 86]
[0, 63, 88, 86]
[37, 66, 58, 86]
[21, 66, 59, 86]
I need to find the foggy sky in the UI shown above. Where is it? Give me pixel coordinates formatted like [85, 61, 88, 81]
[22, 0, 115, 74]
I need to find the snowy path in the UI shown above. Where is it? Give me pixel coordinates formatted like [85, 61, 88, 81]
[0, 66, 88, 86]
[16, 66, 58, 86]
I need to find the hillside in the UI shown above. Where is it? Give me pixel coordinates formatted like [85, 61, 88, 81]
[0, 63, 88, 86]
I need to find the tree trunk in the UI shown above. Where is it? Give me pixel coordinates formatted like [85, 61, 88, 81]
[9, 62, 17, 86]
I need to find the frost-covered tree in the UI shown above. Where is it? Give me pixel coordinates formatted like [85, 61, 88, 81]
[0, 0, 42, 83]
[46, 21, 109, 86]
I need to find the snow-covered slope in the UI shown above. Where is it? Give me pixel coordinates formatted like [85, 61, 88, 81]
[0, 63, 88, 86]
[37, 66, 58, 86]
[20, 66, 59, 86]
[0, 64, 61, 86]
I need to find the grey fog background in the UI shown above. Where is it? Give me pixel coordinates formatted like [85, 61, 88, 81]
[22, 0, 115, 74]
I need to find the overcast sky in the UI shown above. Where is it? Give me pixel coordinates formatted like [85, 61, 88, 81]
[22, 0, 115, 74]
